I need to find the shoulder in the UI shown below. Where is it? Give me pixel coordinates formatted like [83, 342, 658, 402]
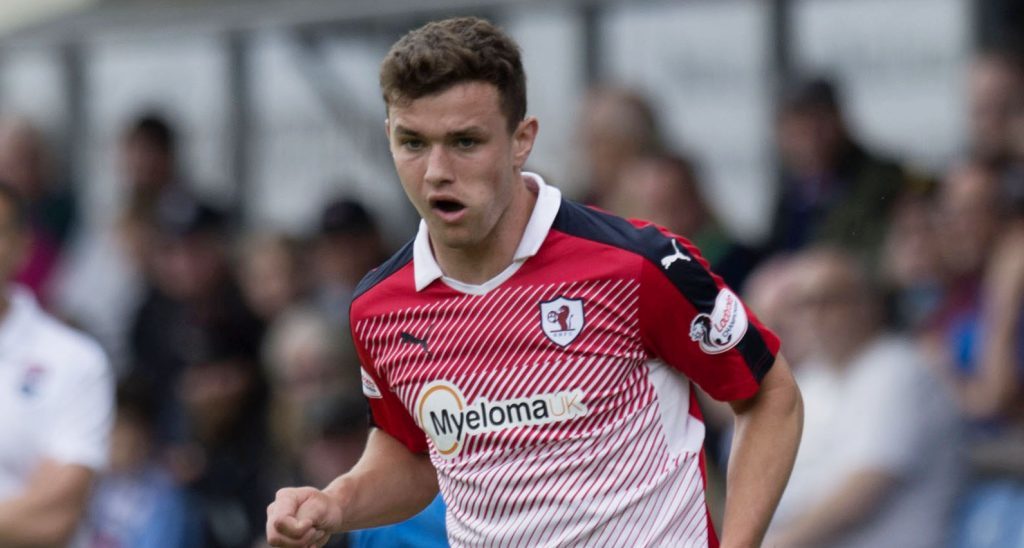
[551, 199, 695, 266]
[353, 239, 415, 300]
[29, 309, 109, 377]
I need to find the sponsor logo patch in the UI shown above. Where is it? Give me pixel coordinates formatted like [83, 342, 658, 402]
[539, 296, 585, 347]
[415, 380, 588, 458]
[361, 368, 383, 399]
[689, 288, 748, 354]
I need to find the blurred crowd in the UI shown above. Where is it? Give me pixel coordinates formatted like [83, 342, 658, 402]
[0, 39, 1021, 548]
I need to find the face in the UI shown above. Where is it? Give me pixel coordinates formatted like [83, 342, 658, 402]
[937, 165, 1000, 276]
[612, 158, 706, 237]
[969, 57, 1023, 161]
[0, 126, 46, 197]
[119, 136, 173, 191]
[791, 255, 874, 365]
[386, 82, 537, 255]
[777, 106, 844, 177]
[0, 199, 27, 285]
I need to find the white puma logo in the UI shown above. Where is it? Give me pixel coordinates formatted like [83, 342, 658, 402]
[660, 239, 691, 270]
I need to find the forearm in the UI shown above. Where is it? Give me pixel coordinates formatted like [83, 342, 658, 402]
[0, 497, 67, 547]
[322, 429, 439, 531]
[0, 463, 92, 547]
[963, 223, 1024, 419]
[721, 358, 803, 548]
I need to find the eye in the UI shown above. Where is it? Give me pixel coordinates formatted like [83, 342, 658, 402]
[401, 139, 425, 151]
[455, 137, 477, 150]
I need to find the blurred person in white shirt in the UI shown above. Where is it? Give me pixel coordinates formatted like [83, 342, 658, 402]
[769, 247, 963, 548]
[0, 182, 114, 546]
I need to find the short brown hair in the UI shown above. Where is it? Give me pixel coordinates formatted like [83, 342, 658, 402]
[380, 17, 527, 132]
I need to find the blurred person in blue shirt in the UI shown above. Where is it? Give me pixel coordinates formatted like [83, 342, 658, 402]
[76, 381, 200, 548]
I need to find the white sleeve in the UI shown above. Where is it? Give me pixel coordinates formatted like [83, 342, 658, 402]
[42, 342, 115, 470]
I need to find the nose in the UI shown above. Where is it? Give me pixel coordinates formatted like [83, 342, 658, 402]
[424, 145, 454, 187]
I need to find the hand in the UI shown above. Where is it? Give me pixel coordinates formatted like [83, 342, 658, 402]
[266, 487, 344, 548]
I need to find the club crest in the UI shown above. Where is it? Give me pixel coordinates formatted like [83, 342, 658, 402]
[539, 296, 585, 347]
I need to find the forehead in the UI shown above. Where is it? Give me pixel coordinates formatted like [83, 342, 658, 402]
[388, 81, 506, 133]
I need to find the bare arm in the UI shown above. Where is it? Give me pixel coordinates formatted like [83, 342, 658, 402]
[766, 469, 894, 547]
[267, 428, 438, 547]
[0, 460, 95, 547]
[956, 223, 1024, 419]
[720, 354, 803, 548]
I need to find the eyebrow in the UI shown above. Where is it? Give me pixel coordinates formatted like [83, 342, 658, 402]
[392, 124, 488, 139]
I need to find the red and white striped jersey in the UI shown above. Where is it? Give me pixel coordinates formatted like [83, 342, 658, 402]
[351, 174, 779, 547]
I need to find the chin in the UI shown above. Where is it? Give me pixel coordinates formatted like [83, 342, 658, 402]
[434, 232, 483, 250]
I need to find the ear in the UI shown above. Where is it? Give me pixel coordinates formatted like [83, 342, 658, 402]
[512, 116, 539, 171]
[384, 118, 391, 141]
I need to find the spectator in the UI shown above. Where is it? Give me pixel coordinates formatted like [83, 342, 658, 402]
[0, 117, 77, 301]
[0, 183, 114, 546]
[769, 247, 962, 548]
[880, 194, 948, 331]
[76, 382, 200, 547]
[262, 307, 359, 472]
[128, 198, 262, 444]
[175, 337, 273, 548]
[576, 86, 663, 208]
[262, 308, 448, 548]
[311, 197, 386, 326]
[967, 48, 1024, 168]
[608, 151, 759, 288]
[768, 76, 923, 267]
[54, 113, 206, 370]
[923, 160, 1023, 422]
[238, 233, 306, 323]
[742, 254, 815, 367]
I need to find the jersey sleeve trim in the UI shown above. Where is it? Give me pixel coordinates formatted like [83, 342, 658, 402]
[352, 239, 415, 302]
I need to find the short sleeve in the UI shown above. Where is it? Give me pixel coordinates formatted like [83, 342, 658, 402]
[639, 230, 780, 401]
[352, 327, 429, 454]
[43, 342, 114, 470]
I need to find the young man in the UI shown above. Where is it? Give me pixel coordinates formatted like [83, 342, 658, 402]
[0, 183, 114, 546]
[267, 17, 802, 548]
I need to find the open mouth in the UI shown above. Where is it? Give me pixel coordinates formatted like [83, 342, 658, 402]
[431, 199, 466, 214]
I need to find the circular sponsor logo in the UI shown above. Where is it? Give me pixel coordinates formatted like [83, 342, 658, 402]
[688, 288, 749, 354]
[416, 381, 466, 456]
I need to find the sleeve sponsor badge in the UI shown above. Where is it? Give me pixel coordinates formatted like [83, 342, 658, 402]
[361, 367, 384, 399]
[689, 288, 748, 355]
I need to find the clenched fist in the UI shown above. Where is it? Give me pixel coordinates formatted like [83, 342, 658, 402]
[266, 487, 345, 548]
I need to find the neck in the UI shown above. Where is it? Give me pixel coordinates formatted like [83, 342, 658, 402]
[432, 175, 537, 285]
[828, 326, 877, 369]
